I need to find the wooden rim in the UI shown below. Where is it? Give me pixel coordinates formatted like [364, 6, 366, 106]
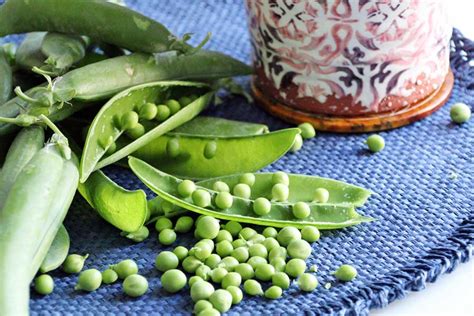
[252, 70, 454, 133]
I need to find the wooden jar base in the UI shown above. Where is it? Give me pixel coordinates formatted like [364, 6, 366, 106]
[252, 70, 454, 133]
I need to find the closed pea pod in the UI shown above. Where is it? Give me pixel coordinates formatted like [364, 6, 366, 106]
[0, 47, 12, 104]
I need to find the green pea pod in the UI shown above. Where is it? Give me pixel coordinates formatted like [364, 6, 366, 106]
[128, 157, 374, 229]
[0, 51, 251, 136]
[15, 32, 47, 72]
[41, 33, 89, 74]
[0, 126, 45, 210]
[80, 81, 213, 182]
[78, 170, 148, 233]
[0, 0, 189, 54]
[198, 174, 372, 207]
[0, 142, 79, 316]
[39, 224, 70, 273]
[0, 47, 12, 104]
[172, 116, 269, 136]
[128, 128, 300, 179]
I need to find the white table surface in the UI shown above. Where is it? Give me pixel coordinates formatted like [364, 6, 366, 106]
[373, 2, 474, 315]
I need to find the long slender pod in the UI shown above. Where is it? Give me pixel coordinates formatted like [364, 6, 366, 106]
[0, 48, 12, 104]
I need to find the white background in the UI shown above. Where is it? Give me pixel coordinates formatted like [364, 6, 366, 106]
[372, 2, 474, 315]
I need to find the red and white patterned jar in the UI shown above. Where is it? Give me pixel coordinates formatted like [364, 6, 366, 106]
[246, 0, 453, 131]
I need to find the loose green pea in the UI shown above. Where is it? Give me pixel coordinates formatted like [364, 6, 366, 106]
[272, 272, 290, 289]
[203, 141, 217, 159]
[255, 263, 275, 281]
[139, 102, 157, 120]
[285, 259, 306, 278]
[189, 276, 204, 287]
[264, 285, 282, 299]
[161, 269, 187, 293]
[158, 228, 177, 245]
[210, 267, 228, 283]
[291, 134, 303, 153]
[205, 254, 221, 269]
[292, 202, 310, 219]
[120, 111, 139, 130]
[198, 308, 220, 316]
[231, 238, 247, 249]
[450, 102, 471, 123]
[182, 256, 203, 273]
[122, 226, 149, 242]
[231, 247, 249, 263]
[334, 264, 358, 282]
[233, 183, 251, 199]
[243, 279, 263, 296]
[192, 239, 214, 260]
[113, 259, 139, 279]
[262, 237, 280, 252]
[268, 246, 287, 261]
[215, 191, 233, 209]
[287, 239, 312, 260]
[301, 226, 321, 242]
[239, 227, 257, 240]
[219, 257, 239, 271]
[224, 221, 242, 237]
[179, 96, 193, 106]
[234, 263, 254, 280]
[62, 254, 89, 274]
[177, 180, 196, 198]
[75, 269, 102, 292]
[34, 274, 54, 295]
[262, 227, 278, 238]
[313, 188, 329, 203]
[226, 285, 243, 305]
[99, 135, 114, 150]
[155, 217, 173, 232]
[272, 183, 289, 202]
[215, 230, 233, 243]
[298, 273, 318, 292]
[248, 233, 265, 244]
[166, 137, 181, 158]
[247, 256, 268, 270]
[102, 269, 119, 284]
[155, 251, 179, 272]
[155, 104, 171, 121]
[174, 217, 194, 234]
[277, 227, 301, 247]
[216, 240, 233, 257]
[221, 272, 242, 288]
[213, 181, 230, 193]
[196, 265, 212, 281]
[272, 171, 289, 185]
[253, 197, 271, 216]
[192, 189, 212, 208]
[123, 274, 148, 297]
[196, 216, 220, 239]
[239, 173, 256, 186]
[298, 122, 316, 139]
[209, 289, 233, 313]
[248, 243, 268, 258]
[126, 123, 145, 139]
[165, 99, 181, 115]
[270, 257, 286, 272]
[194, 300, 213, 315]
[161, 201, 175, 215]
[190, 281, 215, 302]
[366, 134, 385, 153]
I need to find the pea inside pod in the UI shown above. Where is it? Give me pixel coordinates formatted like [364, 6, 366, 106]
[79, 81, 212, 182]
[129, 157, 374, 229]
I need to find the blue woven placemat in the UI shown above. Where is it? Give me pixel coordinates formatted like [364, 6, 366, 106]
[1, 0, 471, 315]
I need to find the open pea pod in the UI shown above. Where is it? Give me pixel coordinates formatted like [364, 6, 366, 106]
[80, 81, 212, 182]
[39, 224, 70, 273]
[124, 128, 299, 179]
[78, 170, 148, 233]
[198, 173, 372, 207]
[129, 157, 374, 229]
[172, 116, 269, 136]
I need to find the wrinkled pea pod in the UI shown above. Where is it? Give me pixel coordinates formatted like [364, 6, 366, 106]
[0, 139, 79, 316]
[198, 173, 372, 207]
[0, 0, 192, 54]
[40, 224, 70, 274]
[80, 81, 213, 182]
[128, 157, 374, 229]
[0, 51, 251, 135]
[127, 127, 300, 179]
[0, 47, 12, 104]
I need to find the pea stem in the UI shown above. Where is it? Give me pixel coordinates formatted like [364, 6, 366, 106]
[14, 87, 39, 105]
[38, 114, 66, 140]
